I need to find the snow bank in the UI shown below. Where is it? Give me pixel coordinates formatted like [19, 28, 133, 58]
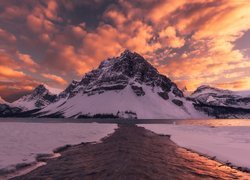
[139, 124, 250, 169]
[0, 122, 117, 172]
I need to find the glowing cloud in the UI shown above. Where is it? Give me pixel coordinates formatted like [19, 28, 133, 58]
[0, 0, 249, 100]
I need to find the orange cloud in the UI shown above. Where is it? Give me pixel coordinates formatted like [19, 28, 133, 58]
[0, 28, 16, 43]
[71, 25, 86, 39]
[26, 14, 43, 33]
[0, 51, 17, 67]
[0, 65, 26, 79]
[104, 9, 126, 27]
[17, 52, 39, 72]
[159, 26, 185, 48]
[214, 77, 250, 90]
[0, 81, 40, 102]
[26, 1, 58, 35]
[1, 0, 250, 100]
[192, 1, 250, 41]
[44, 0, 60, 21]
[42, 73, 67, 85]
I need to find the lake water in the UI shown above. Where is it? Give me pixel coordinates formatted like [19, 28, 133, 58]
[1, 118, 250, 126]
[0, 118, 250, 179]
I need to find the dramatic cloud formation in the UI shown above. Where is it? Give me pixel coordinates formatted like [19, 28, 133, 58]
[42, 73, 67, 85]
[0, 0, 250, 101]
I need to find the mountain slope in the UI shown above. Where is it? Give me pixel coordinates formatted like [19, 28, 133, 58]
[12, 85, 57, 110]
[39, 50, 207, 119]
[189, 85, 250, 118]
[0, 96, 8, 104]
[190, 85, 250, 108]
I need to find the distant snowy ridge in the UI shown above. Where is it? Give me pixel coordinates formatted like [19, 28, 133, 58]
[0, 96, 22, 116]
[11, 85, 57, 110]
[189, 85, 250, 118]
[190, 85, 250, 108]
[0, 96, 7, 104]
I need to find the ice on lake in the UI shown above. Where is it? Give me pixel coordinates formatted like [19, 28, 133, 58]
[0, 122, 117, 172]
[139, 123, 250, 169]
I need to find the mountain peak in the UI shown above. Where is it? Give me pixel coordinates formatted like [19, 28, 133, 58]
[191, 85, 233, 98]
[119, 49, 145, 62]
[194, 85, 230, 93]
[60, 50, 184, 99]
[33, 84, 48, 95]
[34, 84, 46, 90]
[120, 49, 136, 58]
[197, 85, 211, 89]
[12, 84, 57, 110]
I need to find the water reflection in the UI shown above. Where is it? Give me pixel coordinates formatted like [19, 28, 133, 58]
[176, 119, 250, 127]
[176, 147, 250, 179]
[0, 118, 250, 127]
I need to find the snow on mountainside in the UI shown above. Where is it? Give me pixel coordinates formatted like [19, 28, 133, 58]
[234, 90, 250, 97]
[44, 85, 63, 95]
[0, 96, 7, 104]
[39, 50, 207, 119]
[12, 85, 57, 110]
[0, 96, 23, 117]
[190, 85, 250, 108]
[189, 85, 250, 118]
[191, 85, 233, 98]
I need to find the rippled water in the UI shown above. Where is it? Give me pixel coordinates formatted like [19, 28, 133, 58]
[0, 118, 250, 179]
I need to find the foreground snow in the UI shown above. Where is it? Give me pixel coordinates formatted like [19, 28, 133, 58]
[139, 124, 250, 169]
[0, 122, 117, 172]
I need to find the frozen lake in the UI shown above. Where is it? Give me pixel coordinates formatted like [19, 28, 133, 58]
[0, 118, 250, 176]
[0, 121, 117, 175]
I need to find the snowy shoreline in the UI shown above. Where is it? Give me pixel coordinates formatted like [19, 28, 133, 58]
[139, 124, 250, 171]
[1, 121, 250, 179]
[12, 124, 250, 179]
[0, 122, 117, 178]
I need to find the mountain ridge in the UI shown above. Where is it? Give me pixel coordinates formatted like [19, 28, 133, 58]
[37, 50, 205, 119]
[12, 85, 57, 110]
[1, 50, 249, 119]
[189, 85, 250, 118]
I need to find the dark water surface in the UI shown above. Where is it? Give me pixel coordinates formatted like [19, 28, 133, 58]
[1, 118, 250, 179]
[12, 125, 250, 180]
[1, 118, 250, 126]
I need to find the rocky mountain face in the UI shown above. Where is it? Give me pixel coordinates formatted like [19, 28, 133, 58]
[188, 85, 250, 118]
[38, 50, 205, 119]
[12, 85, 57, 110]
[0, 104, 22, 117]
[56, 50, 183, 100]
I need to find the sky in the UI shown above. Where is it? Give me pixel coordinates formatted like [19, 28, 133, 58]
[0, 0, 250, 102]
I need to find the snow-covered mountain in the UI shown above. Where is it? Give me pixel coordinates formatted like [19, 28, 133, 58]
[1, 50, 249, 119]
[0, 96, 8, 104]
[12, 85, 57, 110]
[0, 96, 22, 117]
[190, 85, 250, 108]
[189, 85, 250, 118]
[38, 50, 207, 119]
